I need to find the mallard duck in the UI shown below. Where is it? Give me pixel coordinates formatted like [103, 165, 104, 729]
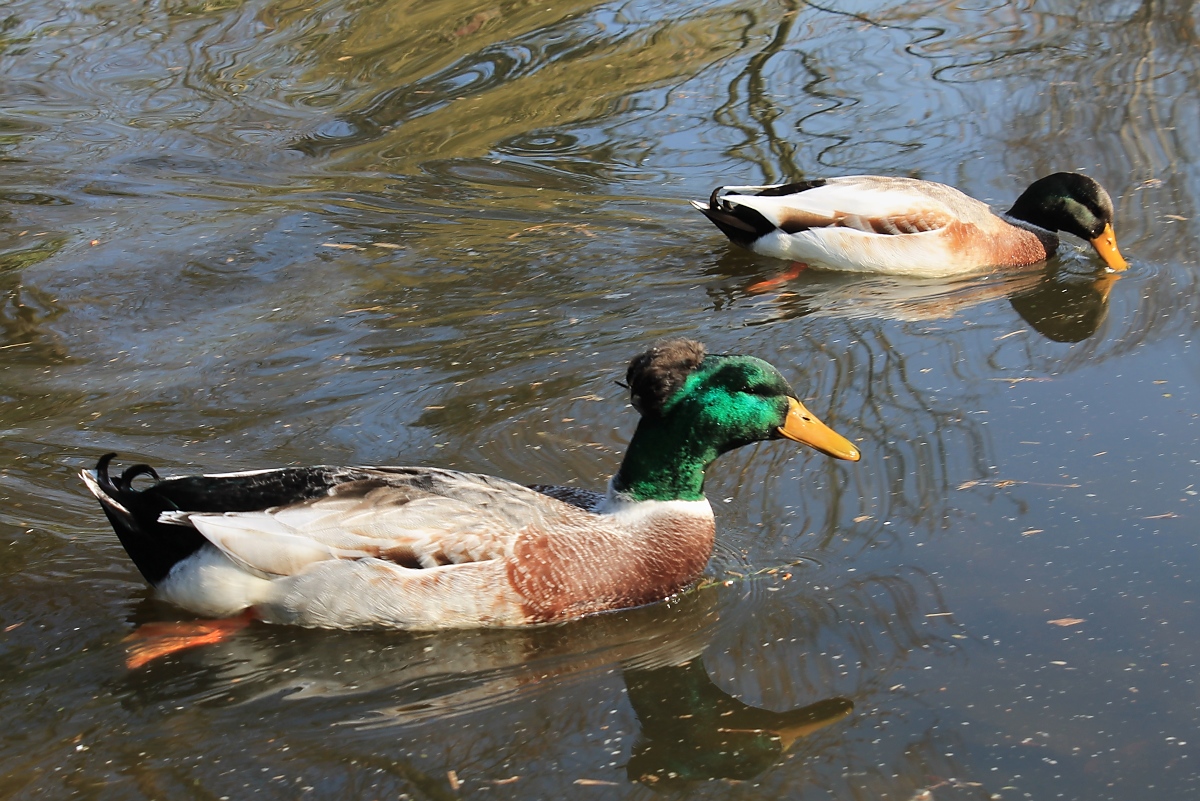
[81, 339, 860, 632]
[692, 172, 1127, 277]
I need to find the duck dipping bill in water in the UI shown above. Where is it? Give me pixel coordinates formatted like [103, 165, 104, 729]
[81, 340, 860, 635]
[692, 172, 1128, 278]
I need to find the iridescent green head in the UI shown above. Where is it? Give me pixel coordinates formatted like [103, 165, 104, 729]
[614, 340, 859, 502]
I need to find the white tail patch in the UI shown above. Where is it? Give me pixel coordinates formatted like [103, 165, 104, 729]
[157, 547, 275, 618]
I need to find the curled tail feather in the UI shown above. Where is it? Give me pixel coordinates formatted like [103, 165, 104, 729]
[81, 454, 206, 585]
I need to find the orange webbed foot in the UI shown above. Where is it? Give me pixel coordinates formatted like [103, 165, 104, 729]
[747, 262, 808, 293]
[124, 609, 256, 669]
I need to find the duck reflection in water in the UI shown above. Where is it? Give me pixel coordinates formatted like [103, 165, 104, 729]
[624, 656, 852, 789]
[717, 253, 1120, 342]
[1007, 270, 1119, 343]
[118, 583, 853, 788]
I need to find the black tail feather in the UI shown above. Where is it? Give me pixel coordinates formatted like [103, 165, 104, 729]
[84, 454, 206, 586]
[699, 181, 829, 249]
[84, 455, 359, 586]
[708, 185, 725, 209]
[120, 462, 161, 487]
[95, 452, 120, 495]
[745, 179, 826, 197]
[699, 184, 817, 248]
[696, 203, 777, 248]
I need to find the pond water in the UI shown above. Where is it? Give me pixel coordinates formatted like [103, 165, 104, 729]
[2, 0, 1198, 798]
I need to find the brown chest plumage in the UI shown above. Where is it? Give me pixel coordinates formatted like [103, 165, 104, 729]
[507, 514, 716, 623]
[955, 218, 1058, 268]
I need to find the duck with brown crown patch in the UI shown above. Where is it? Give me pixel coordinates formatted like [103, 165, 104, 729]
[80, 339, 860, 658]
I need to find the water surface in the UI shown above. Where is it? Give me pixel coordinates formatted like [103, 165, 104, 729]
[1, 0, 1198, 798]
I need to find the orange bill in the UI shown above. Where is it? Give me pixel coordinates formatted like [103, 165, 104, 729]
[777, 397, 861, 461]
[1089, 223, 1127, 271]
